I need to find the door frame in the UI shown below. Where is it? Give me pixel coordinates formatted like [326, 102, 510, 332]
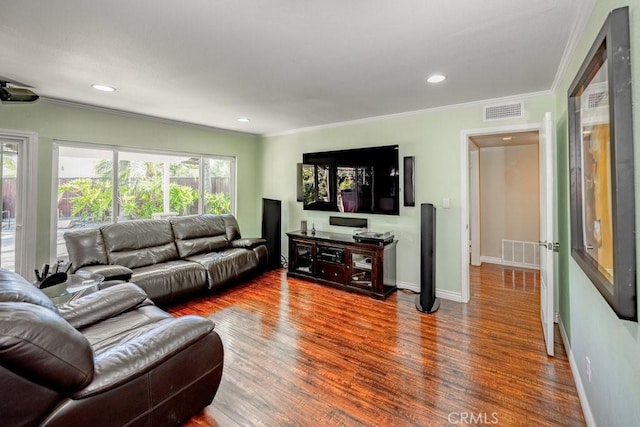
[460, 122, 541, 303]
[0, 128, 39, 279]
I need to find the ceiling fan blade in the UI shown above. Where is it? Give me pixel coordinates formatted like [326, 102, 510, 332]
[0, 75, 34, 88]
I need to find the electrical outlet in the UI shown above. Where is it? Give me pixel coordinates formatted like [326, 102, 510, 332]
[585, 357, 592, 382]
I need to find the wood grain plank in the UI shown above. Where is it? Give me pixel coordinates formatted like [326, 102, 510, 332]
[169, 264, 585, 426]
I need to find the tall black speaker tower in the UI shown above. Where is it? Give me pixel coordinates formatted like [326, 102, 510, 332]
[261, 198, 282, 270]
[416, 203, 440, 313]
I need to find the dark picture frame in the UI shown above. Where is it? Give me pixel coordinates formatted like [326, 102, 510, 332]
[568, 6, 636, 321]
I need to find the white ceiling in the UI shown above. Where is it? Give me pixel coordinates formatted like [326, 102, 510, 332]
[1, 1, 589, 135]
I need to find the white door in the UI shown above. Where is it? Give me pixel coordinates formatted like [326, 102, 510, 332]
[539, 112, 555, 357]
[0, 130, 38, 279]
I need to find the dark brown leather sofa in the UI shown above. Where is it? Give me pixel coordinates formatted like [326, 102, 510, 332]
[64, 214, 268, 305]
[0, 269, 223, 426]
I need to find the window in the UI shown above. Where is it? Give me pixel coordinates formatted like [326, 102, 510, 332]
[54, 143, 235, 259]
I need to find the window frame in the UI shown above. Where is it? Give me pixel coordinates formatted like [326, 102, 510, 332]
[51, 140, 236, 259]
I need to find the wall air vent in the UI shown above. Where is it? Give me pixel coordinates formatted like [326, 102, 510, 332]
[483, 102, 524, 121]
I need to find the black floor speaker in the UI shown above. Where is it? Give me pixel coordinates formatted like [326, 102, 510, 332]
[261, 198, 282, 270]
[416, 203, 440, 314]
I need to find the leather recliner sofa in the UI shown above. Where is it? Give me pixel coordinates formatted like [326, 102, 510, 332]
[64, 214, 268, 305]
[0, 268, 224, 426]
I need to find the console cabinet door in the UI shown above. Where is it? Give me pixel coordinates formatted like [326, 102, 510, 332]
[291, 240, 316, 276]
[347, 248, 378, 291]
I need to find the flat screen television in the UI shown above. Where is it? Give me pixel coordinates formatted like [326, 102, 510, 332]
[298, 145, 399, 215]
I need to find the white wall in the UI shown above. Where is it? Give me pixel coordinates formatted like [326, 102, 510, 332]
[479, 144, 540, 259]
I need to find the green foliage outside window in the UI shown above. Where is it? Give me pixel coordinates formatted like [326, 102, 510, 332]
[59, 157, 231, 221]
[58, 178, 112, 222]
[205, 192, 231, 214]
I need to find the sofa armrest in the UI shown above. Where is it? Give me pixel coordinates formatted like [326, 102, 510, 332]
[230, 237, 266, 249]
[76, 265, 133, 282]
[74, 315, 217, 398]
[57, 283, 152, 330]
[0, 302, 94, 393]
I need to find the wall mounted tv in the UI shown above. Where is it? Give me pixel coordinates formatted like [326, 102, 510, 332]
[297, 145, 399, 215]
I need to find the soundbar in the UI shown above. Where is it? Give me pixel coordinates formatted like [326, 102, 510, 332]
[329, 216, 368, 228]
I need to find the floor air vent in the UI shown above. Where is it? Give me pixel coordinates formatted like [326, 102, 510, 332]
[483, 102, 524, 121]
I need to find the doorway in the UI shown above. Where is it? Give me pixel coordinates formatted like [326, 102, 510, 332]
[460, 122, 542, 303]
[468, 130, 540, 270]
[0, 129, 38, 279]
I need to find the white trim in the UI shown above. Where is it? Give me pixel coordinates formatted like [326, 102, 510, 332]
[396, 280, 464, 303]
[40, 97, 258, 137]
[559, 317, 596, 427]
[480, 256, 541, 271]
[53, 138, 237, 163]
[470, 149, 481, 266]
[50, 145, 59, 261]
[437, 289, 464, 303]
[480, 256, 503, 265]
[267, 90, 552, 137]
[396, 280, 420, 293]
[550, 0, 597, 92]
[0, 128, 38, 279]
[460, 122, 542, 304]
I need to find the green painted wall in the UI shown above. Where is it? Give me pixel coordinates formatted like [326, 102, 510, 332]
[0, 100, 261, 267]
[261, 95, 555, 296]
[554, 1, 640, 425]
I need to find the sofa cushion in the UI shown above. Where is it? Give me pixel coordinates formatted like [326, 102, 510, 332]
[58, 283, 151, 330]
[0, 269, 58, 312]
[0, 302, 94, 393]
[129, 260, 208, 305]
[74, 315, 214, 399]
[174, 235, 229, 258]
[102, 220, 179, 269]
[64, 228, 108, 270]
[171, 215, 230, 258]
[170, 215, 227, 240]
[187, 248, 259, 290]
[107, 243, 179, 270]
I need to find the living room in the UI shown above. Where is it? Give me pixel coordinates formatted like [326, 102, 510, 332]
[1, 0, 640, 425]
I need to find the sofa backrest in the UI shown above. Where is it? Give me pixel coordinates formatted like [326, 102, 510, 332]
[221, 214, 242, 241]
[101, 220, 179, 269]
[64, 228, 109, 271]
[0, 268, 58, 312]
[170, 215, 230, 258]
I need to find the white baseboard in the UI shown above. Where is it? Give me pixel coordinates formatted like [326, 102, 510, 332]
[480, 256, 502, 264]
[396, 281, 464, 303]
[436, 288, 464, 302]
[558, 317, 596, 427]
[480, 256, 540, 271]
[396, 280, 420, 293]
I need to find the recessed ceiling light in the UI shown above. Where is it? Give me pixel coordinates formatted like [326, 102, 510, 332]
[92, 84, 116, 92]
[502, 136, 512, 141]
[426, 74, 446, 84]
[237, 117, 250, 123]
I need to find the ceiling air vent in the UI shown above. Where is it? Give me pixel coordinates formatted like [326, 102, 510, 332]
[587, 90, 608, 109]
[483, 102, 524, 121]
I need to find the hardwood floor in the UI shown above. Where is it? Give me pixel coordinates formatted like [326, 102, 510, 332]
[168, 264, 585, 426]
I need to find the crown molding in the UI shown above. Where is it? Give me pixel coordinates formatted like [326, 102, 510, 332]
[40, 97, 260, 138]
[550, 0, 597, 93]
[264, 89, 552, 138]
